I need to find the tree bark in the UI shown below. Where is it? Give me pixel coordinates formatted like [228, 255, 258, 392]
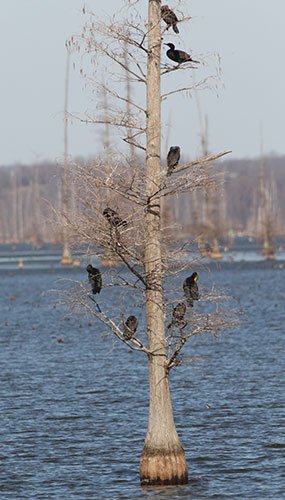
[140, 0, 188, 486]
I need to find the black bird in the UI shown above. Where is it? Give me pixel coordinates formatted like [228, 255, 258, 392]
[161, 5, 179, 34]
[103, 207, 127, 228]
[86, 264, 102, 294]
[123, 315, 138, 340]
[165, 43, 199, 64]
[167, 146, 180, 175]
[168, 302, 187, 329]
[183, 272, 199, 307]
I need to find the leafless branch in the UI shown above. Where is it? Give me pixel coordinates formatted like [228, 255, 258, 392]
[167, 150, 232, 176]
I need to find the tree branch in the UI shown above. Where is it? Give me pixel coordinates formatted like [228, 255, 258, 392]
[167, 150, 232, 176]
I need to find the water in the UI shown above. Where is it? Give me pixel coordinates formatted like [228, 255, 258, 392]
[0, 263, 284, 499]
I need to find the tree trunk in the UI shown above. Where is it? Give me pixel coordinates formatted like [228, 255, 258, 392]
[140, 0, 188, 486]
[61, 51, 73, 265]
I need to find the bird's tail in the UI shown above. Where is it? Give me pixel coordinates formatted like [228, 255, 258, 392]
[187, 298, 194, 307]
[173, 24, 179, 34]
[191, 59, 200, 64]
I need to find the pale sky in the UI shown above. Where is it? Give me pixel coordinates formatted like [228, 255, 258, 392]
[0, 0, 284, 165]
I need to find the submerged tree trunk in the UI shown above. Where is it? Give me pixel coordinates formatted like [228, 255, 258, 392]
[140, 0, 188, 486]
[61, 51, 73, 265]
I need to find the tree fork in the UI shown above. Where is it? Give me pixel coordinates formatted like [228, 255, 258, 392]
[140, 0, 188, 486]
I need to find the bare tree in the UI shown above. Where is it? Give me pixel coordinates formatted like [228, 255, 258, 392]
[256, 128, 276, 259]
[61, 51, 73, 265]
[64, 1, 233, 486]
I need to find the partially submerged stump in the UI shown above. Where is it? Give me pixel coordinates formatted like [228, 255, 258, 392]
[140, 445, 188, 486]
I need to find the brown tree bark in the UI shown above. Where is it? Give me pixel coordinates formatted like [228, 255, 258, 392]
[140, 0, 188, 486]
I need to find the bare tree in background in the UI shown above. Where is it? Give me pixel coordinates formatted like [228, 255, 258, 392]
[256, 128, 276, 259]
[61, 51, 73, 265]
[64, 0, 233, 486]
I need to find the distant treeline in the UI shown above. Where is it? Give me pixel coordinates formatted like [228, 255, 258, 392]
[0, 154, 284, 243]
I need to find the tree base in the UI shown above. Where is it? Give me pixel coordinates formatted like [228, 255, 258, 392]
[140, 449, 188, 486]
[61, 255, 73, 266]
[61, 246, 73, 266]
[210, 251, 223, 260]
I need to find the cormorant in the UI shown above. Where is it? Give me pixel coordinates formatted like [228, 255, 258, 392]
[103, 208, 127, 228]
[167, 146, 180, 175]
[183, 272, 199, 307]
[168, 302, 187, 328]
[86, 264, 102, 294]
[161, 5, 179, 34]
[165, 43, 199, 64]
[123, 315, 138, 340]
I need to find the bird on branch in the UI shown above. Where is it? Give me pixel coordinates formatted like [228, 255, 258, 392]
[183, 272, 200, 307]
[123, 315, 138, 340]
[86, 265, 102, 295]
[165, 43, 199, 65]
[168, 302, 187, 329]
[103, 208, 127, 228]
[161, 5, 179, 34]
[167, 146, 180, 175]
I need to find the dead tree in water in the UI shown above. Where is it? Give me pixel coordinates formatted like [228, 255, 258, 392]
[256, 131, 276, 259]
[65, 1, 233, 486]
[61, 51, 73, 265]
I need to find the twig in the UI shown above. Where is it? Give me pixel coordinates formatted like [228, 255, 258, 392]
[88, 294, 102, 313]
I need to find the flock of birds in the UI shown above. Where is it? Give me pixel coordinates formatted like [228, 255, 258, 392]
[162, 5, 199, 64]
[86, 260, 200, 341]
[85, 8, 199, 342]
[161, 5, 198, 175]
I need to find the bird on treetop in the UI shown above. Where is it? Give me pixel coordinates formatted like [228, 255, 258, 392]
[165, 43, 199, 65]
[183, 272, 200, 307]
[86, 264, 102, 295]
[103, 207, 127, 228]
[167, 146, 180, 175]
[123, 315, 138, 340]
[161, 5, 179, 34]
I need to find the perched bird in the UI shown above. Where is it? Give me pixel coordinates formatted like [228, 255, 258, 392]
[103, 207, 127, 228]
[183, 272, 200, 307]
[123, 315, 138, 340]
[168, 302, 187, 329]
[165, 43, 199, 65]
[161, 5, 179, 34]
[86, 264, 102, 294]
[167, 146, 180, 175]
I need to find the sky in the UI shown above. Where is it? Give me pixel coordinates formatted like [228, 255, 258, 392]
[0, 0, 284, 166]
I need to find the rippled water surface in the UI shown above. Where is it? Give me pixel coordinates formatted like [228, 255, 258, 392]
[0, 262, 284, 499]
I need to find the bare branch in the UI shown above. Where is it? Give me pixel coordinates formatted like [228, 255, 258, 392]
[123, 136, 146, 152]
[167, 150, 232, 176]
[161, 62, 199, 76]
[100, 82, 146, 115]
[68, 112, 144, 131]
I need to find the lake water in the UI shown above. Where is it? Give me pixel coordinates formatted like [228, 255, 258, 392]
[0, 260, 284, 499]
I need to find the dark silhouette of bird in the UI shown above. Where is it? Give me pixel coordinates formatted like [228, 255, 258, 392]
[161, 5, 179, 34]
[103, 207, 127, 228]
[123, 315, 138, 340]
[86, 264, 102, 294]
[165, 43, 199, 64]
[183, 272, 200, 307]
[167, 146, 180, 175]
[168, 302, 187, 329]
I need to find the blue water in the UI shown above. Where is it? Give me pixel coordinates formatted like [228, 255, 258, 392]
[0, 263, 284, 499]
